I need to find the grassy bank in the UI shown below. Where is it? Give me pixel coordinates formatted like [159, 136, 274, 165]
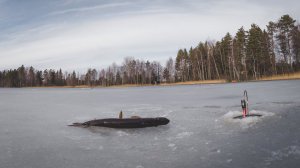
[257, 72, 300, 81]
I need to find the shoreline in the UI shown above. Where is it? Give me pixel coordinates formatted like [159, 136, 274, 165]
[17, 72, 300, 89]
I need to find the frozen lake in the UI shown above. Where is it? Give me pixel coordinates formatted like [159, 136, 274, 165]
[1, 80, 300, 168]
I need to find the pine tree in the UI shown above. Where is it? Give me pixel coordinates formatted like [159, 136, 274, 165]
[175, 49, 185, 82]
[220, 33, 233, 80]
[276, 14, 296, 71]
[36, 71, 43, 86]
[28, 66, 35, 86]
[292, 24, 300, 69]
[18, 65, 26, 87]
[234, 27, 247, 80]
[267, 21, 277, 75]
[247, 24, 264, 79]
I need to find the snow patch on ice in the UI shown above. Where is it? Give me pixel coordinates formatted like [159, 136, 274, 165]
[176, 132, 194, 139]
[168, 143, 177, 151]
[210, 148, 221, 154]
[226, 159, 232, 163]
[222, 110, 274, 128]
[265, 146, 300, 165]
[168, 131, 194, 141]
[130, 105, 163, 114]
[128, 104, 173, 117]
[117, 130, 129, 137]
[161, 109, 173, 117]
[188, 147, 197, 152]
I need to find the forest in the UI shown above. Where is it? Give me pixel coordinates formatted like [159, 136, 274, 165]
[0, 14, 300, 87]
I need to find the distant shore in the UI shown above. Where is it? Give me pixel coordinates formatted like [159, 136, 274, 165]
[111, 72, 300, 88]
[23, 72, 300, 89]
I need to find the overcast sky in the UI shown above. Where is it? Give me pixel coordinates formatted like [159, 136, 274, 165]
[0, 0, 299, 71]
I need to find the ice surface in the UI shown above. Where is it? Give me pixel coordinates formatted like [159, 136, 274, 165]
[0, 80, 300, 168]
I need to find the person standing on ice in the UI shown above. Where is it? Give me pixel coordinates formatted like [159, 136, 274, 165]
[241, 99, 247, 118]
[241, 90, 249, 118]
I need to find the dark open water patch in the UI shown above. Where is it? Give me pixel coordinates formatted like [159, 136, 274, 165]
[229, 105, 242, 108]
[233, 114, 263, 119]
[271, 101, 295, 105]
[183, 106, 199, 109]
[204, 105, 222, 109]
[214, 95, 241, 99]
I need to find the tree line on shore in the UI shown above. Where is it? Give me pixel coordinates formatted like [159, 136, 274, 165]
[0, 14, 300, 87]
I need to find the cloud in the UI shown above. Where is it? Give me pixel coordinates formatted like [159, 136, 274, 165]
[49, 2, 132, 16]
[0, 13, 215, 70]
[0, 0, 299, 71]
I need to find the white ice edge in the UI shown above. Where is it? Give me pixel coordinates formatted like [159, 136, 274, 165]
[222, 110, 275, 129]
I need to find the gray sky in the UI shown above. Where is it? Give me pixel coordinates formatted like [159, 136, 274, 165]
[0, 0, 299, 71]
